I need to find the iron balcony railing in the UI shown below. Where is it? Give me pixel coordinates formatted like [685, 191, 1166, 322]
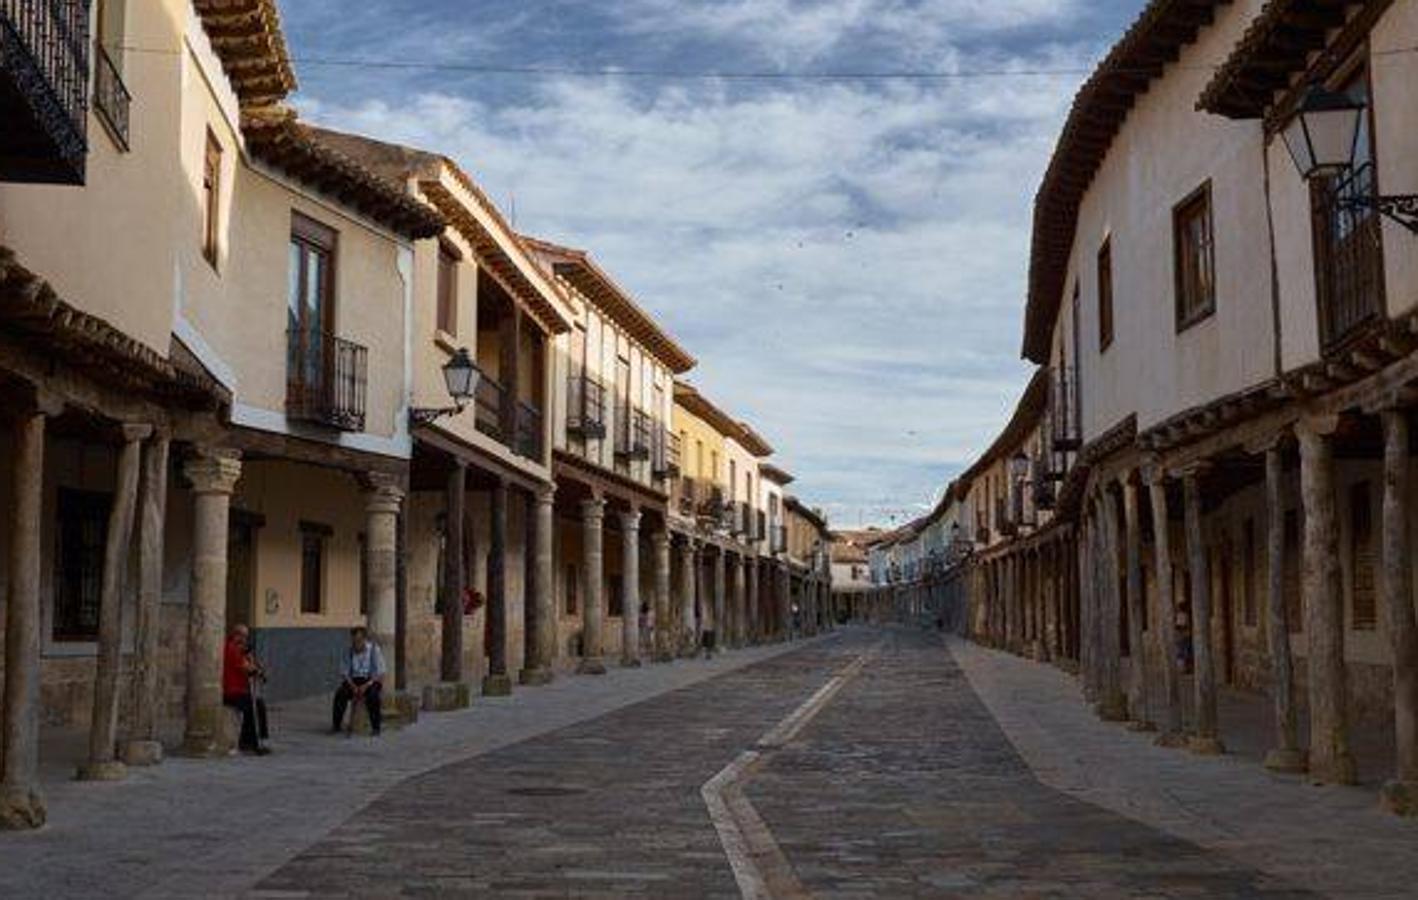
[515, 400, 543, 460]
[1314, 162, 1385, 352]
[652, 428, 681, 479]
[566, 373, 607, 440]
[0, 0, 89, 183]
[728, 501, 750, 536]
[699, 485, 726, 521]
[677, 475, 699, 517]
[1050, 364, 1080, 453]
[615, 407, 653, 461]
[286, 328, 367, 432]
[473, 369, 505, 443]
[92, 43, 128, 150]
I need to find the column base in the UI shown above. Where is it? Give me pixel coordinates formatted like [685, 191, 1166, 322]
[388, 691, 422, 726]
[1188, 735, 1226, 756]
[620, 656, 642, 669]
[1094, 695, 1128, 723]
[422, 681, 472, 712]
[1308, 752, 1358, 787]
[0, 787, 46, 830]
[1262, 747, 1308, 774]
[121, 740, 164, 767]
[1379, 779, 1418, 816]
[519, 667, 554, 686]
[1125, 719, 1157, 733]
[578, 656, 607, 676]
[1153, 730, 1189, 749]
[75, 759, 128, 782]
[482, 674, 514, 697]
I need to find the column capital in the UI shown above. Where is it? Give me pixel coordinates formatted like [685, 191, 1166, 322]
[118, 423, 154, 443]
[581, 496, 606, 521]
[362, 474, 405, 515]
[184, 449, 241, 496]
[535, 483, 556, 506]
[1175, 459, 1212, 482]
[620, 508, 642, 531]
[651, 528, 671, 548]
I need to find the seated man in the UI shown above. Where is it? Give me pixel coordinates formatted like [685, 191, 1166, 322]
[332, 626, 386, 735]
[222, 625, 270, 755]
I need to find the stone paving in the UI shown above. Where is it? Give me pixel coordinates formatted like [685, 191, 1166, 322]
[4, 627, 1413, 898]
[0, 640, 806, 899]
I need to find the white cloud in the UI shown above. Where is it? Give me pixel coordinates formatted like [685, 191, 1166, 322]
[297, 14, 1092, 526]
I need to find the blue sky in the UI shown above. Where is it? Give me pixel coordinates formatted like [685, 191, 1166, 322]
[281, 0, 1144, 529]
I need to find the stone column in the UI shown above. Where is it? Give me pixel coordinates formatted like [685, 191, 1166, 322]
[731, 553, 746, 647]
[124, 431, 170, 767]
[620, 508, 642, 667]
[79, 425, 149, 782]
[1122, 474, 1152, 731]
[441, 461, 467, 685]
[712, 545, 727, 650]
[1, 402, 55, 830]
[362, 473, 403, 685]
[652, 528, 672, 662]
[1298, 422, 1356, 784]
[1147, 468, 1186, 746]
[484, 478, 512, 695]
[579, 497, 608, 675]
[1380, 410, 1418, 814]
[679, 538, 699, 655]
[521, 485, 555, 686]
[747, 557, 760, 644]
[181, 448, 242, 757]
[1098, 491, 1127, 722]
[1262, 441, 1304, 772]
[1182, 467, 1223, 755]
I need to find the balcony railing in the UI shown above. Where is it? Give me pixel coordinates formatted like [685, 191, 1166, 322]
[615, 408, 653, 461]
[699, 485, 726, 521]
[473, 369, 505, 443]
[652, 429, 681, 479]
[566, 373, 606, 440]
[0, 0, 89, 183]
[994, 496, 1016, 538]
[1050, 364, 1080, 453]
[92, 43, 128, 150]
[728, 501, 750, 536]
[755, 509, 767, 543]
[677, 475, 699, 517]
[1314, 163, 1385, 352]
[515, 400, 543, 460]
[286, 328, 367, 432]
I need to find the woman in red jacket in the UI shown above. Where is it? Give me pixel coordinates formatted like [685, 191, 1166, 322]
[222, 625, 270, 755]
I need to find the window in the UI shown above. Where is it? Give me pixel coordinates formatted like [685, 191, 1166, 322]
[96, 0, 127, 72]
[299, 521, 331, 615]
[1310, 66, 1384, 350]
[53, 489, 111, 642]
[564, 564, 578, 615]
[202, 130, 222, 267]
[1097, 238, 1114, 351]
[436, 242, 459, 335]
[288, 214, 337, 394]
[729, 460, 737, 500]
[1173, 183, 1215, 330]
[1350, 482, 1376, 630]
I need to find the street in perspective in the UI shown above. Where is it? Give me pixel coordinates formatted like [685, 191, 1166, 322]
[3, 0, 1418, 897]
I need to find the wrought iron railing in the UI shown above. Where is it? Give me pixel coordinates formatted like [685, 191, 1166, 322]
[652, 428, 681, 479]
[1050, 364, 1080, 452]
[92, 43, 128, 150]
[286, 328, 367, 432]
[677, 475, 699, 517]
[0, 0, 89, 183]
[615, 407, 653, 460]
[699, 485, 726, 520]
[474, 369, 505, 442]
[566, 373, 606, 440]
[515, 400, 543, 460]
[1314, 162, 1386, 351]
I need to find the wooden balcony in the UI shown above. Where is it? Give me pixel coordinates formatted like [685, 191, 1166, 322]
[473, 368, 505, 443]
[286, 328, 368, 432]
[0, 0, 89, 184]
[566, 373, 606, 441]
[515, 400, 543, 460]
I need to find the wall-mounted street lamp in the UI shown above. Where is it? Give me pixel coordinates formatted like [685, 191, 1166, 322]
[1282, 85, 1418, 232]
[1009, 449, 1030, 483]
[410, 347, 479, 427]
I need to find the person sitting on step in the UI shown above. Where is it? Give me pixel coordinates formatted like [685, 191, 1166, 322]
[222, 624, 271, 755]
[332, 626, 386, 736]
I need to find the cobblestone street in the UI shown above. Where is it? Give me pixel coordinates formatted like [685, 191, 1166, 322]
[7, 627, 1418, 897]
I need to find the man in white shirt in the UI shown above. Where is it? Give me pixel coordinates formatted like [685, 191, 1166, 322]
[332, 626, 386, 735]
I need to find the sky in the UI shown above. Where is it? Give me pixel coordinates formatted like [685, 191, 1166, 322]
[280, 0, 1145, 530]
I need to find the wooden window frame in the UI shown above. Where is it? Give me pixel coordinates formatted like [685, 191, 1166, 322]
[1097, 237, 1114, 352]
[202, 129, 223, 269]
[1172, 181, 1217, 333]
[436, 240, 460, 337]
